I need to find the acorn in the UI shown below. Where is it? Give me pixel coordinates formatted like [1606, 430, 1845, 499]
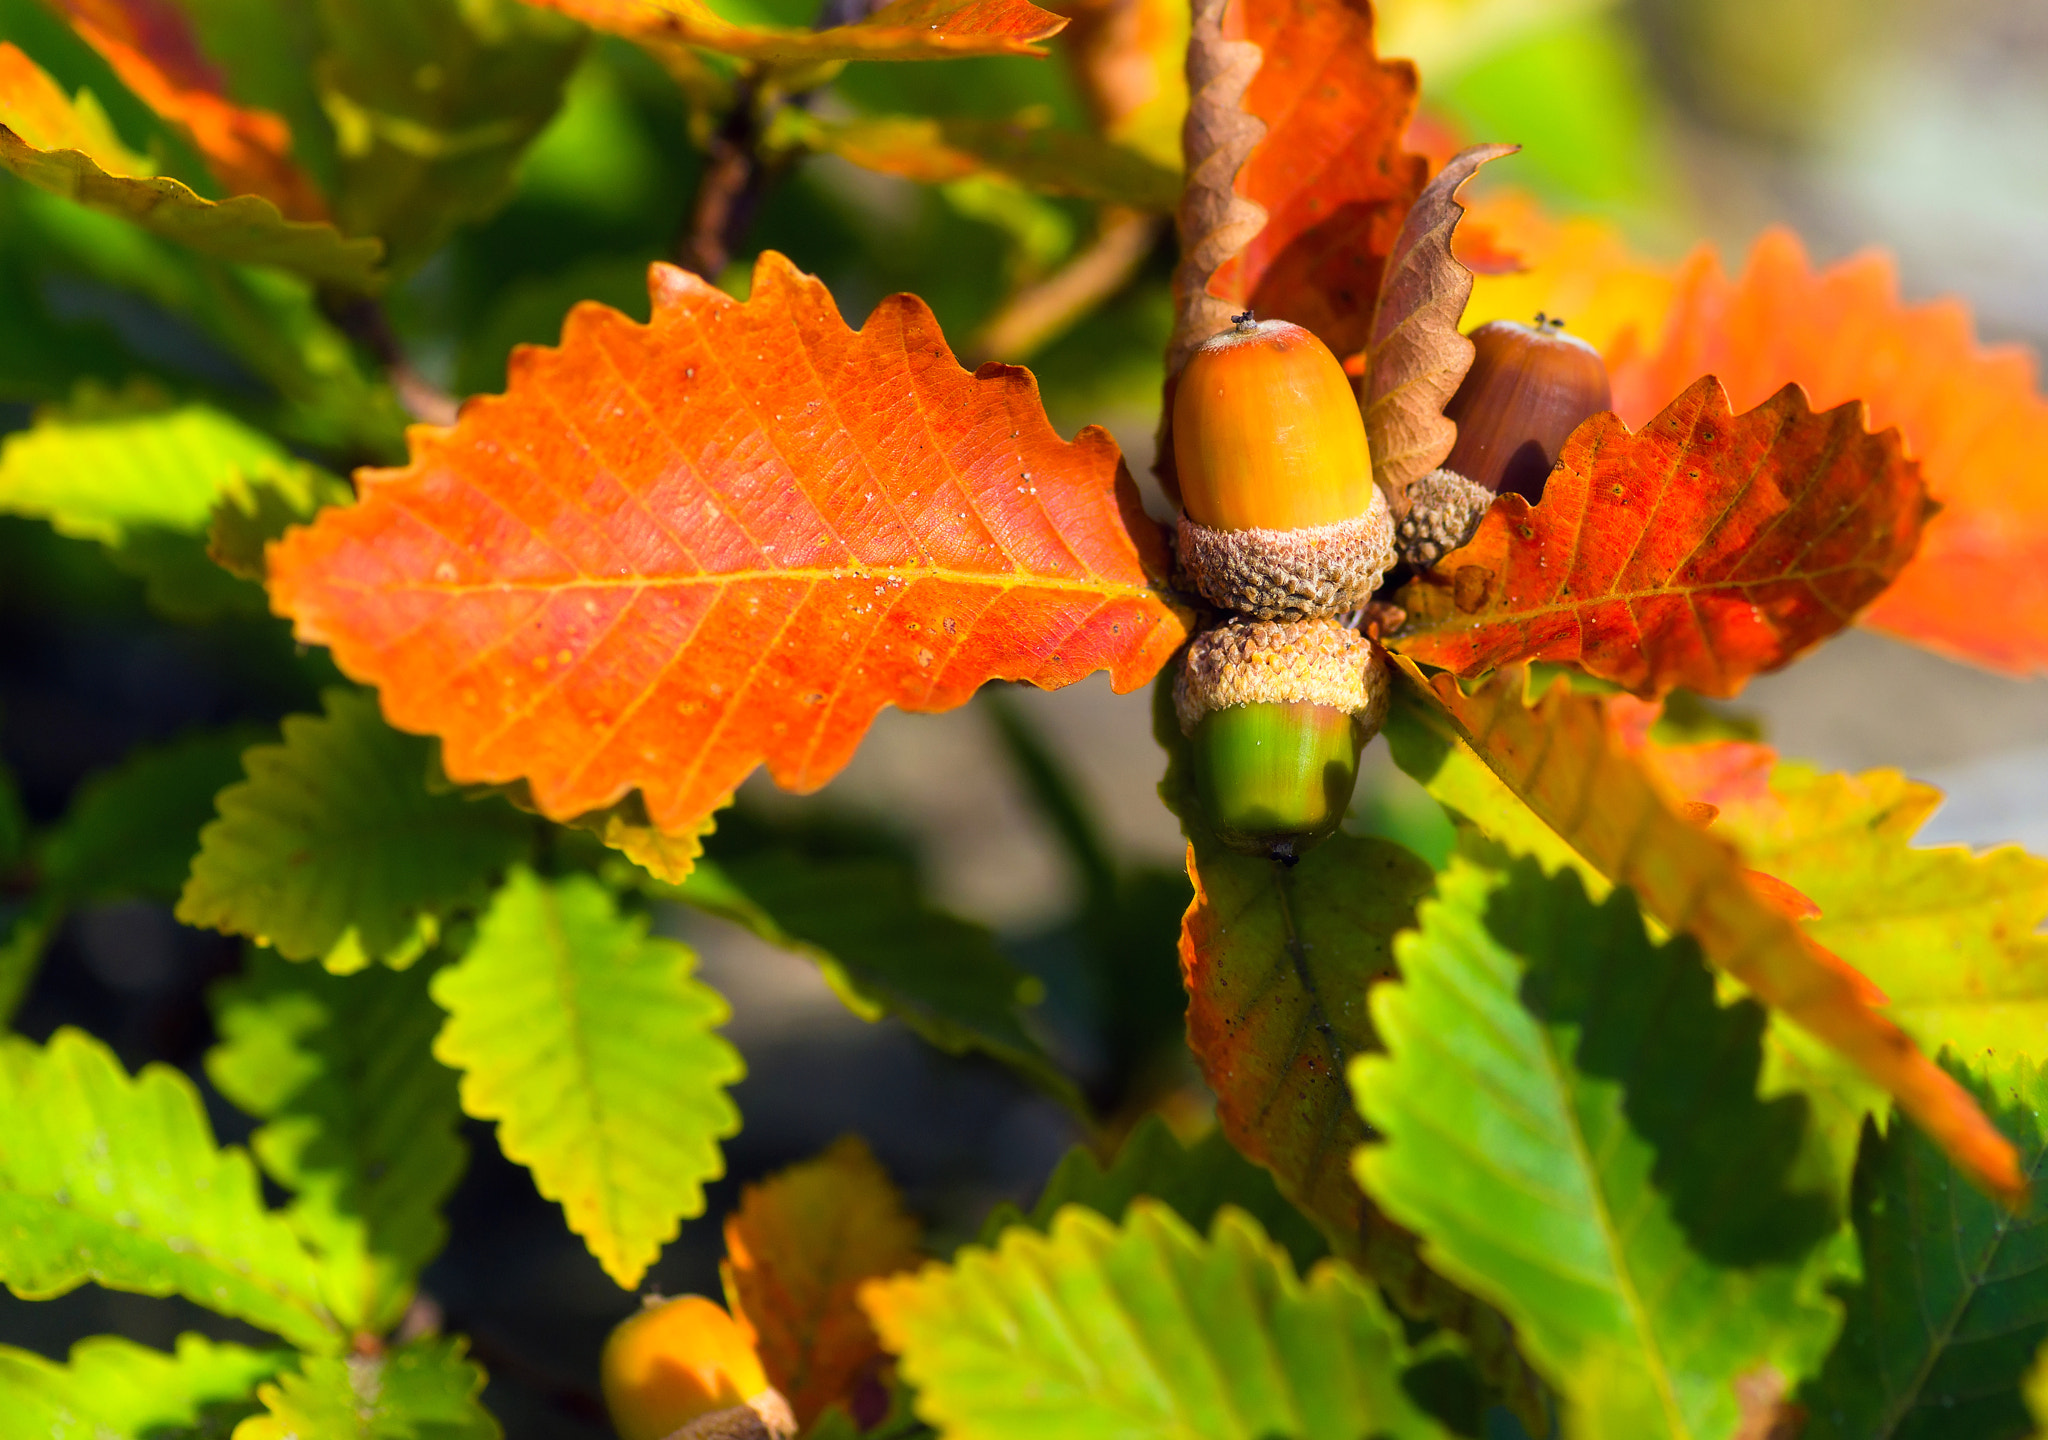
[1441, 316, 1612, 502]
[1169, 314, 1396, 621]
[602, 1295, 796, 1440]
[1176, 617, 1389, 861]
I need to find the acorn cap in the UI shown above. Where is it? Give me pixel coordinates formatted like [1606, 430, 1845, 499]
[1175, 496, 1396, 620]
[1395, 467, 1495, 569]
[1174, 617, 1387, 734]
[1172, 317, 1378, 532]
[1442, 318, 1612, 501]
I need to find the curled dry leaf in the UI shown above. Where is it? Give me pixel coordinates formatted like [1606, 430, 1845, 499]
[519, 0, 1067, 62]
[1394, 376, 1932, 698]
[1607, 228, 2048, 677]
[1389, 660, 2024, 1206]
[268, 253, 1189, 850]
[1362, 140, 1517, 514]
[722, 1137, 922, 1429]
[46, 0, 328, 220]
[1163, 0, 1266, 384]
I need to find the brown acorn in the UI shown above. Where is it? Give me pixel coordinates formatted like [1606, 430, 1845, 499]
[1441, 316, 1612, 502]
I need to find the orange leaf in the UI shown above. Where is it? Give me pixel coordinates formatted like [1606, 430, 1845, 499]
[1393, 376, 1931, 698]
[722, 1137, 921, 1430]
[1458, 192, 1677, 363]
[1206, 0, 1425, 362]
[1396, 660, 2023, 1204]
[521, 0, 1066, 62]
[268, 253, 1189, 847]
[1607, 228, 2048, 676]
[47, 0, 328, 221]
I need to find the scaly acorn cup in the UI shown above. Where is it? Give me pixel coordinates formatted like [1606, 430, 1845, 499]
[1440, 315, 1613, 502]
[601, 1295, 797, 1440]
[1171, 315, 1396, 619]
[1176, 617, 1390, 861]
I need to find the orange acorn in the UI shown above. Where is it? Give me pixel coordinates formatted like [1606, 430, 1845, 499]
[1441, 316, 1612, 501]
[1172, 315, 1378, 532]
[602, 1294, 795, 1440]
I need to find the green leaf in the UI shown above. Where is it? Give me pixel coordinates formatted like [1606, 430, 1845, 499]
[234, 1337, 500, 1440]
[0, 896, 60, 1028]
[998, 1114, 1328, 1273]
[40, 727, 262, 901]
[1352, 855, 1850, 1439]
[207, 949, 467, 1335]
[676, 852, 1079, 1108]
[314, 0, 586, 273]
[0, 386, 311, 619]
[430, 868, 742, 1289]
[208, 463, 355, 581]
[0, 751, 24, 870]
[178, 689, 531, 970]
[0, 1027, 340, 1351]
[1799, 1054, 2048, 1440]
[864, 1200, 1458, 1440]
[0, 45, 383, 289]
[0, 1332, 286, 1440]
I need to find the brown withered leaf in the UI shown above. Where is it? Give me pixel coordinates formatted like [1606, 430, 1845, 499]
[1363, 142, 1517, 515]
[1163, 0, 1266, 383]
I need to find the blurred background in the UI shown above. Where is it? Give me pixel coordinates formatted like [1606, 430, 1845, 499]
[3, 0, 2046, 1433]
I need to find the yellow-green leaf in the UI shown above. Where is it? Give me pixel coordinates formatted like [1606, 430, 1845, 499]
[430, 868, 742, 1288]
[233, 1337, 498, 1440]
[0, 1333, 286, 1439]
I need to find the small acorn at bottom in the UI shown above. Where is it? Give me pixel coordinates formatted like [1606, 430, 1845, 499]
[1176, 618, 1389, 861]
[601, 1294, 796, 1440]
[1442, 316, 1612, 502]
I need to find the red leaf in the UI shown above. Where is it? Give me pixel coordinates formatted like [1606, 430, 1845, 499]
[723, 1138, 921, 1430]
[1206, 0, 1426, 361]
[1393, 376, 1931, 697]
[268, 254, 1189, 845]
[48, 0, 328, 221]
[1608, 228, 2048, 676]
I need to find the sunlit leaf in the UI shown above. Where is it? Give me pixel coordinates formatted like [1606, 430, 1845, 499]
[1353, 855, 1849, 1438]
[177, 689, 531, 970]
[1394, 376, 1931, 698]
[269, 253, 1188, 850]
[314, 0, 585, 273]
[1002, 1113, 1328, 1273]
[774, 110, 1179, 211]
[1051, 0, 1187, 168]
[674, 852, 1076, 1106]
[522, 0, 1066, 62]
[430, 868, 742, 1289]
[0, 43, 382, 286]
[1381, 662, 2023, 1204]
[1362, 141, 1516, 506]
[45, 0, 330, 219]
[722, 1137, 922, 1429]
[0, 384, 330, 619]
[0, 1332, 285, 1440]
[233, 1337, 499, 1440]
[1800, 1055, 2048, 1440]
[0, 1027, 340, 1351]
[863, 1201, 1458, 1440]
[207, 463, 355, 582]
[207, 949, 467, 1335]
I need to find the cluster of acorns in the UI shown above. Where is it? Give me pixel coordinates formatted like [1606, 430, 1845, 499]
[1171, 311, 1612, 862]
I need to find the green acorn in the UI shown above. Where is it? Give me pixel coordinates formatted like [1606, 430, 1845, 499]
[1175, 618, 1388, 862]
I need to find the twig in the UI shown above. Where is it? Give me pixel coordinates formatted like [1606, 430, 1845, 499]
[968, 208, 1164, 363]
[321, 292, 460, 427]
